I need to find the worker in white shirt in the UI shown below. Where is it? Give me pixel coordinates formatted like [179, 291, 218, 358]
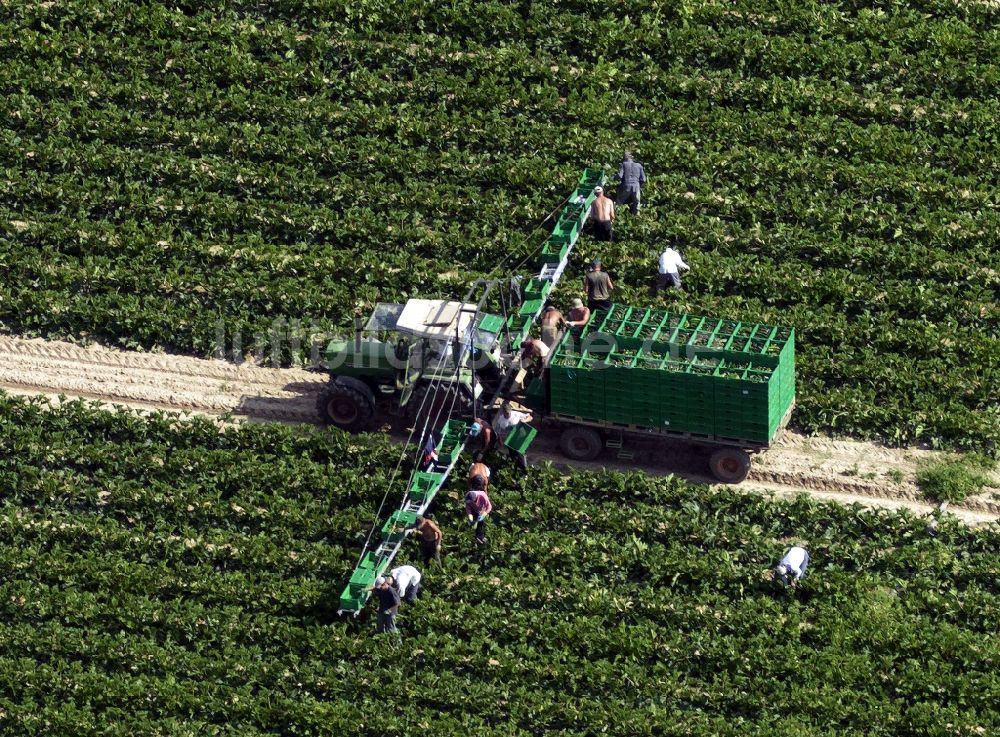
[387, 564, 422, 603]
[654, 246, 690, 294]
[775, 546, 809, 586]
[493, 402, 532, 472]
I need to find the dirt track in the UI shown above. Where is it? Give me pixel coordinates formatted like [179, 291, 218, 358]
[0, 335, 996, 525]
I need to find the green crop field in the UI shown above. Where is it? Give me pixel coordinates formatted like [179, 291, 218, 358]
[2, 1, 1000, 734]
[0, 394, 997, 736]
[1, 0, 998, 449]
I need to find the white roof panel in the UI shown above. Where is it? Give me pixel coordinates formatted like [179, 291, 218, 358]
[395, 299, 479, 341]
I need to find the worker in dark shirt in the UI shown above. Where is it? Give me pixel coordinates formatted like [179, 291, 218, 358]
[614, 151, 647, 215]
[466, 418, 495, 453]
[584, 259, 614, 313]
[373, 576, 401, 634]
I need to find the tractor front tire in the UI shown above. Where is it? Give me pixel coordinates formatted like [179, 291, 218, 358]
[709, 448, 752, 483]
[559, 425, 603, 462]
[317, 377, 376, 432]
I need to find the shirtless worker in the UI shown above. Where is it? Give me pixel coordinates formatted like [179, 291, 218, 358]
[589, 186, 615, 242]
[539, 304, 564, 351]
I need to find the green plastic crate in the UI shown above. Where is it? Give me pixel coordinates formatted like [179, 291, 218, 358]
[339, 586, 366, 613]
[523, 278, 553, 302]
[381, 510, 418, 544]
[504, 423, 538, 454]
[408, 471, 444, 503]
[519, 298, 544, 317]
[540, 239, 570, 264]
[349, 565, 379, 595]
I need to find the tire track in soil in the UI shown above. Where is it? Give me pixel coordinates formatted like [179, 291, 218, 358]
[0, 335, 995, 525]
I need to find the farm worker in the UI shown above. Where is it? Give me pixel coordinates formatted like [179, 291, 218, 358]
[614, 151, 647, 215]
[539, 304, 564, 350]
[373, 576, 401, 634]
[584, 259, 614, 313]
[411, 516, 442, 566]
[589, 186, 615, 242]
[655, 246, 690, 294]
[494, 402, 532, 472]
[565, 298, 591, 329]
[420, 432, 440, 472]
[468, 452, 491, 492]
[466, 418, 495, 453]
[775, 546, 809, 586]
[388, 564, 422, 603]
[465, 488, 493, 545]
[520, 336, 550, 375]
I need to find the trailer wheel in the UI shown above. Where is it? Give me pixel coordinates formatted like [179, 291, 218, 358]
[709, 448, 752, 483]
[317, 377, 376, 432]
[559, 426, 603, 461]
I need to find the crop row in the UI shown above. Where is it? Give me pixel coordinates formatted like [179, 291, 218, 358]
[0, 394, 998, 735]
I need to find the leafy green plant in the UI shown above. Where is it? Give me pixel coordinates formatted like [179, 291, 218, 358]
[916, 454, 996, 504]
[0, 392, 999, 735]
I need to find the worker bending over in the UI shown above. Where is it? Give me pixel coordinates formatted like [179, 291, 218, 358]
[468, 452, 491, 492]
[465, 488, 493, 545]
[775, 546, 809, 586]
[388, 564, 422, 603]
[520, 336, 550, 376]
[466, 418, 495, 454]
[655, 246, 690, 294]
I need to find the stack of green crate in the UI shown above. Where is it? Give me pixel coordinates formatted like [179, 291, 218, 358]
[670, 355, 717, 435]
[438, 420, 468, 465]
[712, 358, 775, 442]
[550, 304, 796, 443]
[573, 354, 607, 420]
[548, 347, 581, 416]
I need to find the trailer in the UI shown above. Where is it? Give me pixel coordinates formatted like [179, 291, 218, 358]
[332, 167, 797, 615]
[520, 303, 796, 483]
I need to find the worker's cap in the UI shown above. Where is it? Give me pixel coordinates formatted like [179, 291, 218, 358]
[464, 489, 479, 500]
[623, 150, 633, 159]
[591, 258, 601, 268]
[774, 564, 788, 577]
[543, 304, 555, 312]
[375, 576, 387, 586]
[571, 298, 583, 308]
[469, 422, 482, 437]
[594, 186, 603, 193]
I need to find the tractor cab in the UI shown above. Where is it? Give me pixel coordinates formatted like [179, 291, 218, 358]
[317, 299, 505, 430]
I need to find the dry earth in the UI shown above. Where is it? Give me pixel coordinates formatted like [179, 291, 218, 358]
[0, 334, 996, 525]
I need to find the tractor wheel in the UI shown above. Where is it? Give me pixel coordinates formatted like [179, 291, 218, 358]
[709, 448, 752, 483]
[316, 377, 376, 432]
[559, 425, 603, 462]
